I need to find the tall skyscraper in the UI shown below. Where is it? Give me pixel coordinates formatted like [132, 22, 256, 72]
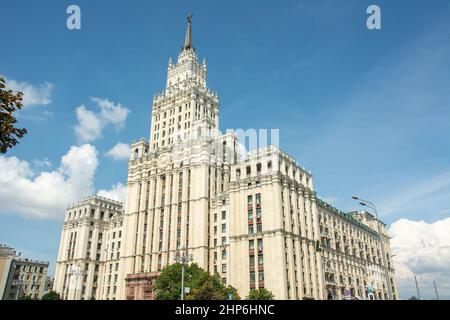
[55, 16, 397, 300]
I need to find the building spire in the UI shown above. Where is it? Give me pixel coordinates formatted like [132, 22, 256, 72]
[184, 14, 193, 50]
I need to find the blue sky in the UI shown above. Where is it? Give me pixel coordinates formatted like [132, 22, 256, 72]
[1, 0, 450, 299]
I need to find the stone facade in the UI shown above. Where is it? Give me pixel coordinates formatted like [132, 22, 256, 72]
[54, 17, 398, 300]
[0, 244, 49, 300]
[53, 196, 124, 300]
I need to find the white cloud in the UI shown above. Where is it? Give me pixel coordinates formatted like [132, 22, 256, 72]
[75, 105, 103, 142]
[389, 218, 450, 300]
[105, 142, 130, 161]
[97, 183, 127, 204]
[2, 76, 53, 107]
[32, 158, 52, 169]
[74, 97, 130, 142]
[0, 144, 98, 219]
[92, 97, 129, 129]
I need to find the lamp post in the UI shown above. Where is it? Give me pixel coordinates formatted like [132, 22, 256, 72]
[12, 278, 23, 300]
[69, 263, 84, 300]
[174, 248, 193, 300]
[352, 196, 392, 300]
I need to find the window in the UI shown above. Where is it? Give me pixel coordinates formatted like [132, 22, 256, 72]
[247, 195, 252, 205]
[256, 223, 262, 233]
[249, 240, 255, 250]
[257, 239, 263, 250]
[214, 213, 217, 222]
[258, 255, 264, 265]
[248, 210, 253, 219]
[214, 226, 217, 235]
[222, 211, 226, 220]
[249, 255, 255, 265]
[250, 272, 256, 282]
[222, 250, 227, 259]
[222, 264, 227, 273]
[259, 272, 264, 281]
[256, 194, 261, 205]
[222, 224, 226, 233]
[248, 225, 254, 234]
[222, 237, 226, 245]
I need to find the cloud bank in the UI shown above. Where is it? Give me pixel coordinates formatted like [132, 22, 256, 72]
[75, 97, 130, 142]
[390, 217, 450, 300]
[105, 142, 130, 161]
[0, 144, 98, 219]
[97, 183, 127, 204]
[2, 76, 53, 107]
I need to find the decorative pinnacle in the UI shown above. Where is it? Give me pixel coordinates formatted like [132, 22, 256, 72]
[184, 14, 193, 50]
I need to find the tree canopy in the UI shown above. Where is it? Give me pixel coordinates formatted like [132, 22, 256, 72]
[154, 263, 240, 300]
[0, 77, 27, 154]
[41, 291, 61, 300]
[246, 288, 275, 300]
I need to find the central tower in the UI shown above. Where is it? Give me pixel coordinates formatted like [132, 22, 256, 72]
[149, 15, 219, 151]
[120, 16, 234, 300]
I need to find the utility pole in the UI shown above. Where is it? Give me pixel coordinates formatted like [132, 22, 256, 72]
[174, 247, 193, 300]
[414, 275, 421, 300]
[433, 281, 440, 300]
[352, 196, 393, 300]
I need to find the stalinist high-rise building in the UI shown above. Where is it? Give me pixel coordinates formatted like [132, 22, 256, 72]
[54, 16, 398, 300]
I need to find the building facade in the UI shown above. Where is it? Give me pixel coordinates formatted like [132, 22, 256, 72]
[54, 16, 398, 300]
[53, 196, 124, 300]
[0, 244, 49, 300]
[317, 201, 398, 300]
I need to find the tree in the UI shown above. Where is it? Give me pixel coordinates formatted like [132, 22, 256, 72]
[154, 263, 205, 300]
[408, 296, 420, 300]
[0, 77, 27, 154]
[223, 284, 241, 300]
[41, 291, 61, 300]
[154, 263, 240, 300]
[246, 288, 275, 300]
[188, 279, 224, 300]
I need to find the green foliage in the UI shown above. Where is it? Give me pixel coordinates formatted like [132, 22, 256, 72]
[246, 288, 275, 300]
[0, 77, 27, 154]
[408, 296, 420, 300]
[154, 263, 240, 300]
[41, 291, 61, 300]
[224, 284, 241, 300]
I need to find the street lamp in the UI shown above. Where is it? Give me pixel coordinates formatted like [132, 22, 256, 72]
[69, 263, 84, 300]
[352, 196, 393, 300]
[174, 247, 193, 300]
[12, 278, 23, 300]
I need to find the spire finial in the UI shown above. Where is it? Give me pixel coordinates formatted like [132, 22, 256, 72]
[184, 14, 193, 50]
